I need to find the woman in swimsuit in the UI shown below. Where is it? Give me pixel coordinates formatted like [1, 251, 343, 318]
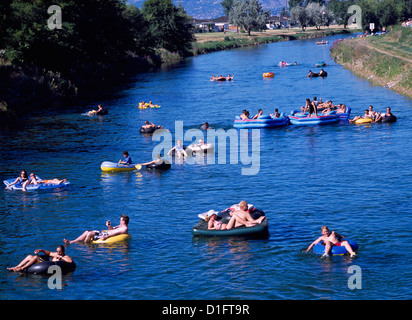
[5, 170, 31, 191]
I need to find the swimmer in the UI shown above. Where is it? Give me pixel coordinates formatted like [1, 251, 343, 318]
[306, 226, 356, 257]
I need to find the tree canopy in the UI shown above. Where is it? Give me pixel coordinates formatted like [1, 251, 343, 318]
[229, 0, 269, 36]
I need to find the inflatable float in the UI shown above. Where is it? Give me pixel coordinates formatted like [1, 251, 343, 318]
[26, 256, 76, 275]
[338, 106, 351, 119]
[100, 161, 138, 172]
[355, 118, 373, 124]
[138, 102, 160, 109]
[313, 239, 359, 256]
[192, 206, 269, 238]
[263, 72, 275, 78]
[288, 111, 340, 125]
[145, 161, 171, 171]
[315, 61, 326, 67]
[382, 115, 397, 123]
[186, 142, 214, 155]
[139, 126, 162, 134]
[215, 76, 227, 81]
[233, 114, 289, 128]
[3, 177, 70, 191]
[92, 233, 132, 244]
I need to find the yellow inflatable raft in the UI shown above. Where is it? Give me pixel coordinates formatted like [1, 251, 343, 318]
[92, 233, 132, 244]
[355, 118, 373, 124]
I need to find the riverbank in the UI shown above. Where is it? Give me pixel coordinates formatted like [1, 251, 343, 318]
[193, 26, 355, 54]
[330, 25, 412, 99]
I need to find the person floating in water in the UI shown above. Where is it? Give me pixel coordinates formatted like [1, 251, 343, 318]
[305, 226, 356, 257]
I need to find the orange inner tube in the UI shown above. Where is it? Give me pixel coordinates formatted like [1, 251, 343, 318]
[263, 72, 274, 78]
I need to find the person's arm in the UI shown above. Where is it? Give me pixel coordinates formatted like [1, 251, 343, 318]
[101, 227, 126, 240]
[306, 237, 323, 252]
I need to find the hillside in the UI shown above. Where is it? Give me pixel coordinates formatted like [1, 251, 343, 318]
[128, 0, 286, 19]
[330, 25, 412, 99]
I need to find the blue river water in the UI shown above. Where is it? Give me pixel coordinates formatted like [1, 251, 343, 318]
[1, 33, 411, 300]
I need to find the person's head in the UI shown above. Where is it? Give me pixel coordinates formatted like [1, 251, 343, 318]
[306, 98, 311, 103]
[275, 108, 278, 112]
[56, 245, 65, 255]
[369, 105, 373, 110]
[98, 104, 102, 109]
[198, 139, 204, 144]
[313, 97, 317, 101]
[239, 200, 248, 211]
[258, 109, 263, 114]
[177, 140, 182, 146]
[123, 151, 129, 157]
[321, 226, 330, 236]
[387, 107, 391, 112]
[120, 215, 129, 225]
[20, 170, 28, 179]
[30, 173, 36, 179]
[365, 109, 369, 114]
[145, 120, 149, 125]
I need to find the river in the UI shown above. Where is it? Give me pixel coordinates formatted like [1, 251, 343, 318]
[1, 33, 411, 300]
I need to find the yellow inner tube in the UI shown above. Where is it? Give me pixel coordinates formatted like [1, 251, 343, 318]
[92, 232, 132, 244]
[355, 118, 373, 124]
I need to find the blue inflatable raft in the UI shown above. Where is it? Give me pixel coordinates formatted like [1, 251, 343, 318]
[3, 176, 70, 191]
[233, 114, 289, 128]
[288, 110, 340, 125]
[313, 239, 358, 256]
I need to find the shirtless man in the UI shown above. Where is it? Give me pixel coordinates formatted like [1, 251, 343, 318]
[64, 215, 129, 244]
[306, 226, 356, 257]
[7, 245, 73, 272]
[225, 201, 266, 230]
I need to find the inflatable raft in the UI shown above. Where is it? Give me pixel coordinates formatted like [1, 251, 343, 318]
[186, 142, 214, 155]
[233, 114, 289, 128]
[315, 61, 326, 67]
[313, 239, 358, 256]
[139, 126, 162, 134]
[263, 72, 275, 78]
[26, 256, 76, 275]
[338, 106, 351, 119]
[382, 115, 397, 123]
[146, 161, 171, 171]
[355, 118, 373, 124]
[192, 207, 269, 238]
[92, 233, 132, 244]
[288, 111, 340, 125]
[100, 161, 137, 172]
[3, 177, 70, 191]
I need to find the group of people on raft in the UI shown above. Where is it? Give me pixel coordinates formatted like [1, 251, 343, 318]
[348, 105, 396, 123]
[210, 74, 234, 81]
[7, 215, 130, 272]
[297, 97, 347, 116]
[5, 170, 67, 191]
[205, 200, 356, 257]
[240, 108, 282, 120]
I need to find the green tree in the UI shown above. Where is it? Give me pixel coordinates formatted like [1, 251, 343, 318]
[142, 0, 195, 57]
[229, 0, 269, 36]
[221, 0, 234, 16]
[290, 5, 308, 31]
[327, 0, 357, 28]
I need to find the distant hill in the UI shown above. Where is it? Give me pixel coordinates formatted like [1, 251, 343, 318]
[127, 0, 287, 19]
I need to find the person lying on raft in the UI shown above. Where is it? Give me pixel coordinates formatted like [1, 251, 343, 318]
[270, 108, 281, 118]
[240, 110, 250, 120]
[336, 104, 347, 113]
[29, 173, 67, 185]
[141, 120, 163, 132]
[64, 215, 129, 244]
[252, 109, 263, 119]
[226, 74, 234, 81]
[5, 170, 30, 191]
[88, 104, 107, 115]
[226, 201, 266, 230]
[210, 75, 216, 81]
[348, 109, 371, 123]
[374, 107, 394, 122]
[306, 226, 356, 257]
[7, 245, 73, 272]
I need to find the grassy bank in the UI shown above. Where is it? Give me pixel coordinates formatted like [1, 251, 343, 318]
[330, 25, 412, 99]
[193, 26, 354, 54]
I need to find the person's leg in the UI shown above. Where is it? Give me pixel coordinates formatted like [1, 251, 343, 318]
[7, 254, 38, 271]
[64, 230, 95, 244]
[341, 240, 356, 256]
[323, 241, 332, 256]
